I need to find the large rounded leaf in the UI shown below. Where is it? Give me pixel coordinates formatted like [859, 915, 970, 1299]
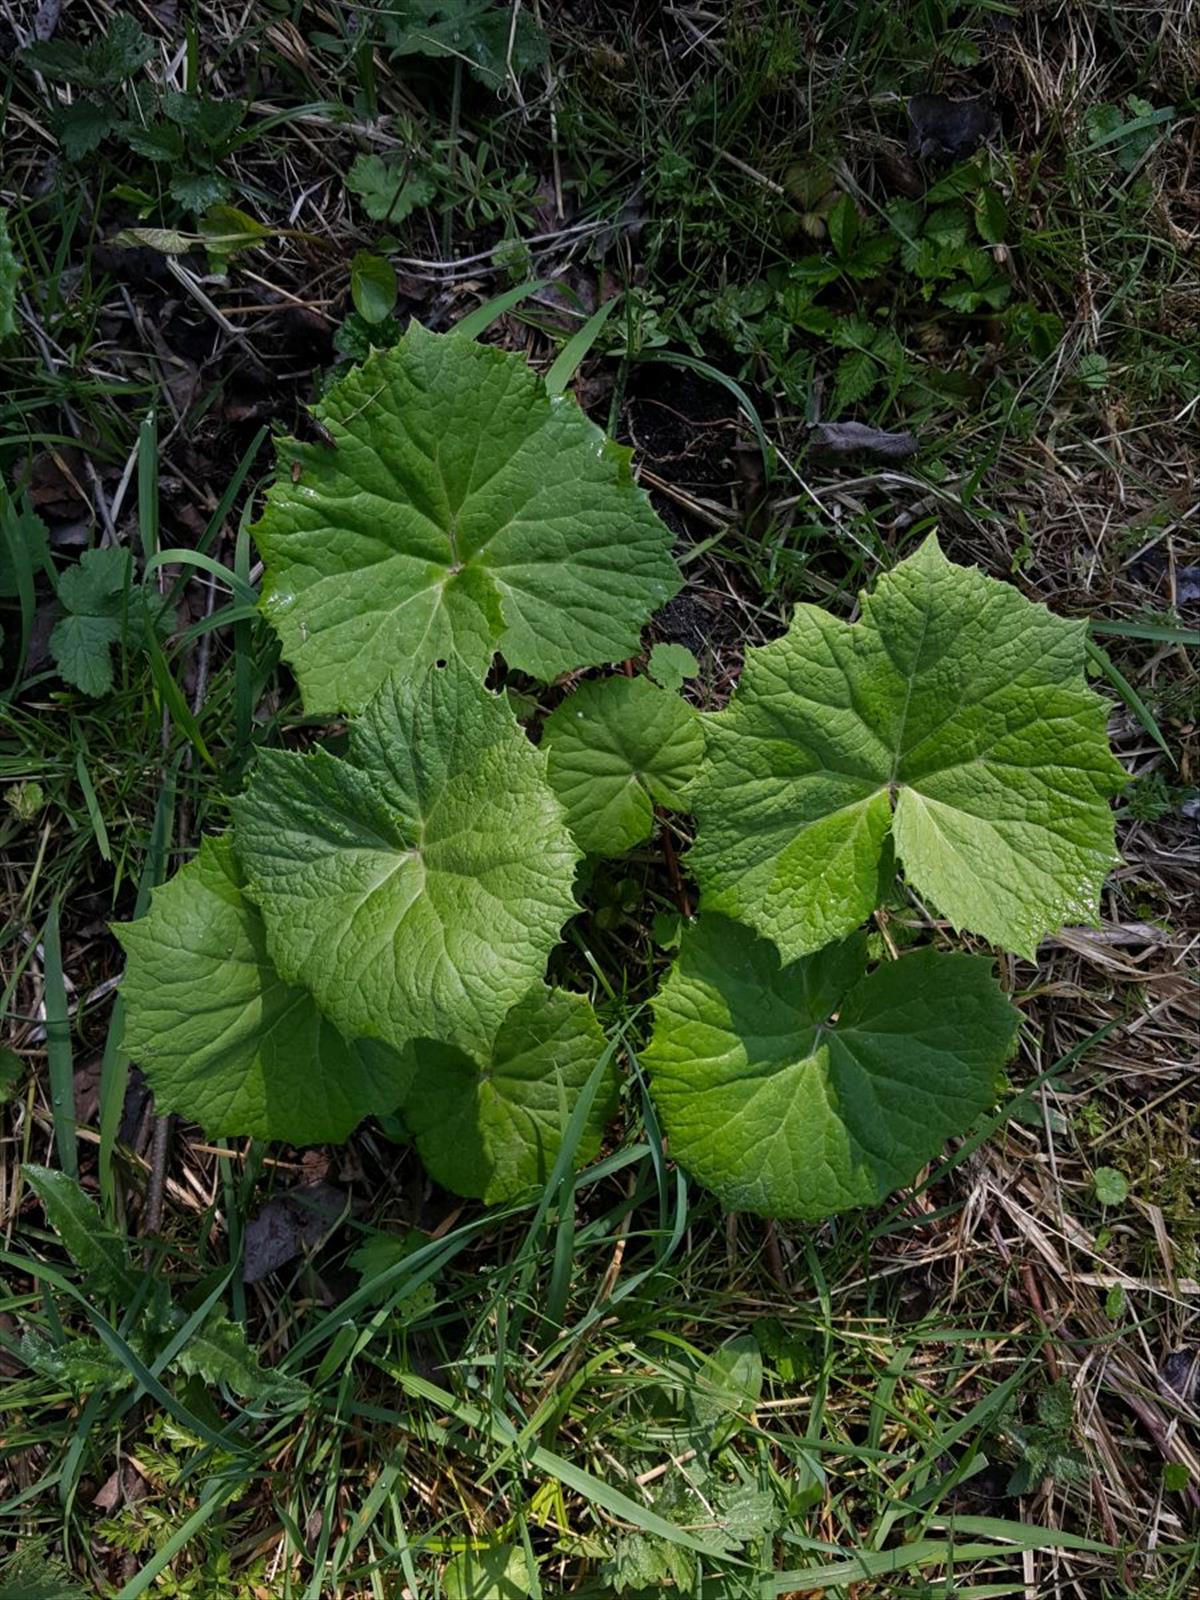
[253, 323, 681, 712]
[115, 836, 412, 1142]
[688, 535, 1127, 961]
[401, 987, 614, 1203]
[543, 675, 704, 856]
[644, 915, 1019, 1219]
[231, 663, 581, 1058]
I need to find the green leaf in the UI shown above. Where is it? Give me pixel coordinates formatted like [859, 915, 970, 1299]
[115, 836, 413, 1142]
[49, 547, 132, 696]
[169, 170, 230, 214]
[0, 209, 19, 339]
[691, 1334, 763, 1439]
[162, 91, 244, 150]
[345, 154, 437, 223]
[173, 1309, 308, 1406]
[253, 323, 680, 712]
[543, 676, 703, 857]
[713, 1483, 779, 1547]
[382, 1, 549, 89]
[350, 250, 398, 324]
[21, 15, 153, 88]
[1092, 1166, 1129, 1206]
[688, 535, 1126, 961]
[121, 120, 187, 162]
[831, 348, 878, 415]
[53, 100, 120, 161]
[401, 987, 613, 1203]
[231, 663, 580, 1058]
[975, 185, 1008, 244]
[648, 641, 699, 692]
[443, 1544, 535, 1600]
[644, 916, 1019, 1219]
[21, 1167, 141, 1301]
[48, 613, 123, 695]
[826, 193, 859, 261]
[0, 1047, 22, 1102]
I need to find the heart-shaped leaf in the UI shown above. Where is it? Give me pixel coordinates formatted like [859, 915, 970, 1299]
[644, 915, 1019, 1219]
[231, 663, 580, 1058]
[116, 836, 412, 1142]
[543, 675, 703, 856]
[253, 323, 681, 713]
[689, 535, 1126, 960]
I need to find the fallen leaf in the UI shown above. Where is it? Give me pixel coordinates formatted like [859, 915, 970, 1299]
[810, 421, 919, 460]
[907, 94, 999, 163]
[243, 1181, 345, 1283]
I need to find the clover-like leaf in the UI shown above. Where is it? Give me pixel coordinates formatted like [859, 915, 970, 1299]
[644, 916, 1019, 1219]
[401, 987, 613, 1203]
[253, 323, 681, 712]
[231, 663, 581, 1058]
[543, 676, 703, 856]
[689, 535, 1126, 961]
[115, 836, 412, 1142]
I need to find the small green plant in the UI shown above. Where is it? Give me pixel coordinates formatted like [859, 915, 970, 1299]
[20, 16, 247, 212]
[115, 327, 1125, 1220]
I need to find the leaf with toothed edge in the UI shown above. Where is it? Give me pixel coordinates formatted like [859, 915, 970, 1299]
[230, 661, 581, 1060]
[688, 535, 1127, 961]
[115, 835, 413, 1143]
[252, 322, 681, 713]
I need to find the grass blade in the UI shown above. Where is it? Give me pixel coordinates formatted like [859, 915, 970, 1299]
[455, 280, 549, 340]
[40, 904, 76, 1179]
[545, 297, 620, 397]
[1085, 635, 1173, 764]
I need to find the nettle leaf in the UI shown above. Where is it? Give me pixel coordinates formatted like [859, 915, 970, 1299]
[253, 323, 680, 713]
[231, 663, 580, 1058]
[689, 535, 1126, 961]
[115, 836, 412, 1143]
[543, 676, 703, 857]
[644, 917, 1019, 1219]
[401, 987, 614, 1203]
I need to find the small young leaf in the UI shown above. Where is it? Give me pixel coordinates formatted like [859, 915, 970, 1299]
[115, 836, 413, 1142]
[383, 1, 549, 89]
[826, 193, 859, 261]
[648, 641, 699, 692]
[49, 547, 150, 697]
[253, 323, 681, 713]
[1093, 1166, 1129, 1206]
[345, 154, 436, 223]
[975, 185, 1008, 244]
[830, 348, 878, 415]
[543, 676, 704, 857]
[644, 917, 1019, 1219]
[54, 100, 121, 161]
[231, 663, 580, 1059]
[350, 250, 398, 324]
[168, 170, 229, 214]
[689, 535, 1127, 961]
[443, 1543, 535, 1600]
[21, 14, 153, 89]
[402, 987, 614, 1203]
